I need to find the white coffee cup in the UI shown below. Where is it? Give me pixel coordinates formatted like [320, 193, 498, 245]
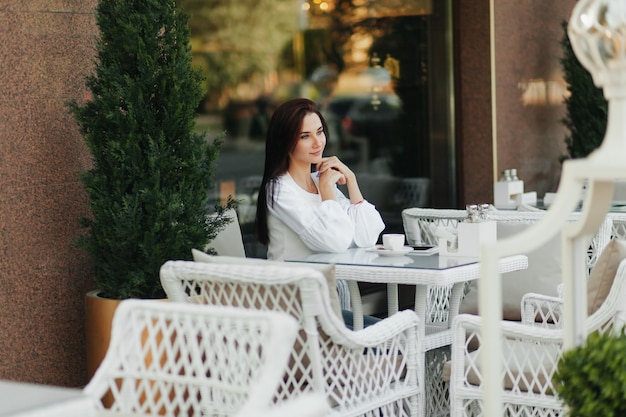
[382, 233, 405, 251]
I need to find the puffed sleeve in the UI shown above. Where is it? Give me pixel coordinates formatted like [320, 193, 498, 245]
[346, 199, 386, 247]
[331, 187, 385, 247]
[269, 182, 354, 253]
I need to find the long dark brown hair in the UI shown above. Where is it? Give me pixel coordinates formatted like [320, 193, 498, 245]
[254, 98, 329, 245]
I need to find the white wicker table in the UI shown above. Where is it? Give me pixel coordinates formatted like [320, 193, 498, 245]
[289, 248, 528, 417]
[0, 380, 96, 417]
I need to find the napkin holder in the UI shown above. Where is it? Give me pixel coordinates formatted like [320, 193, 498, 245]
[438, 220, 497, 257]
[494, 180, 524, 209]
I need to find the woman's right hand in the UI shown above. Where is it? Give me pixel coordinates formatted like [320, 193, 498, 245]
[316, 156, 364, 204]
[318, 165, 346, 186]
[316, 156, 353, 186]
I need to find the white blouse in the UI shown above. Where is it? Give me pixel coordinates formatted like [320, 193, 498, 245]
[266, 172, 385, 261]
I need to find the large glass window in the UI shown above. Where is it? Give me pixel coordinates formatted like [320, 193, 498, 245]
[181, 0, 455, 256]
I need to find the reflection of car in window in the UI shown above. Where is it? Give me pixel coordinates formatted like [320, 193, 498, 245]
[323, 96, 356, 144]
[326, 93, 401, 159]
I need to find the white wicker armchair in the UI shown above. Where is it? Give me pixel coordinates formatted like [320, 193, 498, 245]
[607, 211, 626, 239]
[205, 208, 351, 313]
[84, 299, 299, 417]
[449, 249, 626, 417]
[402, 209, 613, 324]
[402, 209, 612, 275]
[160, 260, 422, 417]
[401, 208, 613, 417]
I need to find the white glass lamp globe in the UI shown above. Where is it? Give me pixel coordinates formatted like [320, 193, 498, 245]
[569, 0, 626, 98]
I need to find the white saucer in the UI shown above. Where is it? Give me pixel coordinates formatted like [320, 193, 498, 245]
[369, 245, 413, 257]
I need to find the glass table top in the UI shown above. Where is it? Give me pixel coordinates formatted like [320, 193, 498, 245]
[287, 246, 479, 271]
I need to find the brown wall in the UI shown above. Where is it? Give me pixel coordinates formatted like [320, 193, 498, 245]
[455, 0, 576, 206]
[454, 0, 494, 207]
[0, 1, 96, 386]
[493, 0, 575, 199]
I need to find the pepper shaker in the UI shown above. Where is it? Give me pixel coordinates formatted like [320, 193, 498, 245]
[479, 203, 491, 221]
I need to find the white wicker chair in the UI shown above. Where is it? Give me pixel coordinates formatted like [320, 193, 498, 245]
[401, 209, 612, 325]
[448, 253, 626, 417]
[607, 211, 626, 239]
[400, 208, 613, 417]
[159, 260, 422, 417]
[402, 209, 611, 275]
[205, 208, 351, 313]
[84, 299, 299, 417]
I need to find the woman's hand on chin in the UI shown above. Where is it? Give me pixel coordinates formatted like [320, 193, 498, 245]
[316, 156, 354, 184]
[318, 167, 346, 187]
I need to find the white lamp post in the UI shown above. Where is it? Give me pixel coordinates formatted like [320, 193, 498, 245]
[480, 1, 626, 416]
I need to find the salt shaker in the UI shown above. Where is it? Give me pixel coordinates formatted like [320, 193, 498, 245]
[499, 169, 511, 182]
[465, 204, 479, 223]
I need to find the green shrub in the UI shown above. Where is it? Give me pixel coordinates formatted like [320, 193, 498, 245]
[553, 329, 626, 417]
[69, 0, 233, 299]
[560, 20, 608, 160]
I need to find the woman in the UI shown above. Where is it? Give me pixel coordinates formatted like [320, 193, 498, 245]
[254, 98, 384, 328]
[255, 97, 385, 261]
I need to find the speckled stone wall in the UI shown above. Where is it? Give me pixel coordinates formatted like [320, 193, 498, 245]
[493, 0, 576, 200]
[0, 1, 96, 386]
[455, 1, 576, 206]
[454, 0, 494, 207]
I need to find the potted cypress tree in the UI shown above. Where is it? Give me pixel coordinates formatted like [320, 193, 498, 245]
[69, 0, 234, 378]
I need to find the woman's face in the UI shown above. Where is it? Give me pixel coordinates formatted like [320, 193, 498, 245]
[289, 112, 326, 167]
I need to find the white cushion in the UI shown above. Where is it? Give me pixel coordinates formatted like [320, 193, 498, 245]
[191, 249, 344, 322]
[587, 238, 626, 315]
[460, 222, 561, 320]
